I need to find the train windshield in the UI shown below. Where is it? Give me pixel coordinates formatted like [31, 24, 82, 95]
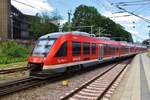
[32, 38, 56, 57]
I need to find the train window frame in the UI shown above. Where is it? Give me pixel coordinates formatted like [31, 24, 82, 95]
[112, 46, 115, 54]
[55, 41, 67, 57]
[92, 43, 96, 55]
[104, 44, 108, 55]
[108, 45, 111, 55]
[83, 42, 90, 55]
[72, 42, 81, 56]
[110, 46, 113, 55]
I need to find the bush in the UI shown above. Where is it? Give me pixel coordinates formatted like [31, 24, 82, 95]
[0, 40, 31, 64]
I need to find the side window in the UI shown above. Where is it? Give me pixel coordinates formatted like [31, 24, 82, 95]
[110, 46, 112, 55]
[117, 47, 119, 52]
[83, 42, 90, 55]
[112, 46, 115, 54]
[92, 43, 96, 55]
[108, 45, 111, 55]
[55, 42, 67, 57]
[72, 42, 81, 56]
[104, 45, 107, 55]
[114, 47, 116, 53]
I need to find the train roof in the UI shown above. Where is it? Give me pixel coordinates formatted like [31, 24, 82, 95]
[39, 31, 90, 39]
[39, 31, 146, 48]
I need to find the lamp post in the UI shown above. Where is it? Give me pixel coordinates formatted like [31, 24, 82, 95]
[67, 10, 72, 31]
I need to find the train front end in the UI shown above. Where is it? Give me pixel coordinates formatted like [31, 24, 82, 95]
[28, 36, 56, 77]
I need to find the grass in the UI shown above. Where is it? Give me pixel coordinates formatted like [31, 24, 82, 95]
[0, 40, 32, 65]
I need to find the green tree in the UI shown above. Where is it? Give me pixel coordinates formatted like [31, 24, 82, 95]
[72, 5, 102, 33]
[30, 11, 62, 39]
[71, 5, 133, 42]
[62, 22, 69, 31]
[50, 10, 62, 21]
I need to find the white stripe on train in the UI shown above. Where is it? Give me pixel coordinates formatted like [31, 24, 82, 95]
[43, 53, 135, 70]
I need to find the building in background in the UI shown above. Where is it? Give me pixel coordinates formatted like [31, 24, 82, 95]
[0, 0, 30, 40]
[11, 5, 30, 39]
[0, 0, 60, 40]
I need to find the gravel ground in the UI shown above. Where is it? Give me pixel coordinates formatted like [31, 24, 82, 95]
[1, 64, 113, 100]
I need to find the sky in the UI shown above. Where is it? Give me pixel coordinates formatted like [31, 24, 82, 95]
[11, 0, 150, 42]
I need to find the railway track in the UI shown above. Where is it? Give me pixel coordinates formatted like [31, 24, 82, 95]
[0, 67, 27, 74]
[0, 58, 132, 97]
[60, 59, 132, 100]
[0, 77, 43, 96]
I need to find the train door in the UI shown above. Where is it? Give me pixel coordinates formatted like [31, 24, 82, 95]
[98, 44, 103, 60]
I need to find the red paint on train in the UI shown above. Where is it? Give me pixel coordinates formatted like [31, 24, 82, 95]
[27, 32, 146, 77]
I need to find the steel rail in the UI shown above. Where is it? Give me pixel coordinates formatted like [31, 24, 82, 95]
[0, 67, 28, 74]
[0, 57, 133, 97]
[60, 59, 132, 100]
[0, 77, 43, 96]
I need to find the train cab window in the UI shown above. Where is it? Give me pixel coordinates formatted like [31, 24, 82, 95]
[32, 38, 56, 57]
[72, 42, 81, 56]
[92, 44, 96, 55]
[55, 42, 67, 57]
[83, 43, 90, 55]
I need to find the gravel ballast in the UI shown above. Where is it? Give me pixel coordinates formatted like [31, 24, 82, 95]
[1, 64, 113, 100]
[0, 71, 29, 83]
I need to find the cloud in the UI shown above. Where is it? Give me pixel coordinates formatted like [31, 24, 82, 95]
[103, 11, 145, 34]
[11, 0, 54, 15]
[128, 30, 139, 35]
[123, 23, 134, 27]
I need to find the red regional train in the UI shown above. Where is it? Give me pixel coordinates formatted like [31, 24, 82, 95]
[27, 31, 146, 77]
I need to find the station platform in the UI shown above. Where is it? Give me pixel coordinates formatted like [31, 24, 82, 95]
[111, 53, 150, 100]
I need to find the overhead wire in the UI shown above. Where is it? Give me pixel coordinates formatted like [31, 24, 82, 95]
[109, 14, 131, 18]
[115, 5, 150, 23]
[105, 0, 150, 23]
[117, 2, 150, 6]
[101, 0, 114, 12]
[113, 0, 150, 5]
[97, 0, 110, 11]
[132, 4, 148, 13]
[105, 0, 149, 41]
[91, 0, 104, 13]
